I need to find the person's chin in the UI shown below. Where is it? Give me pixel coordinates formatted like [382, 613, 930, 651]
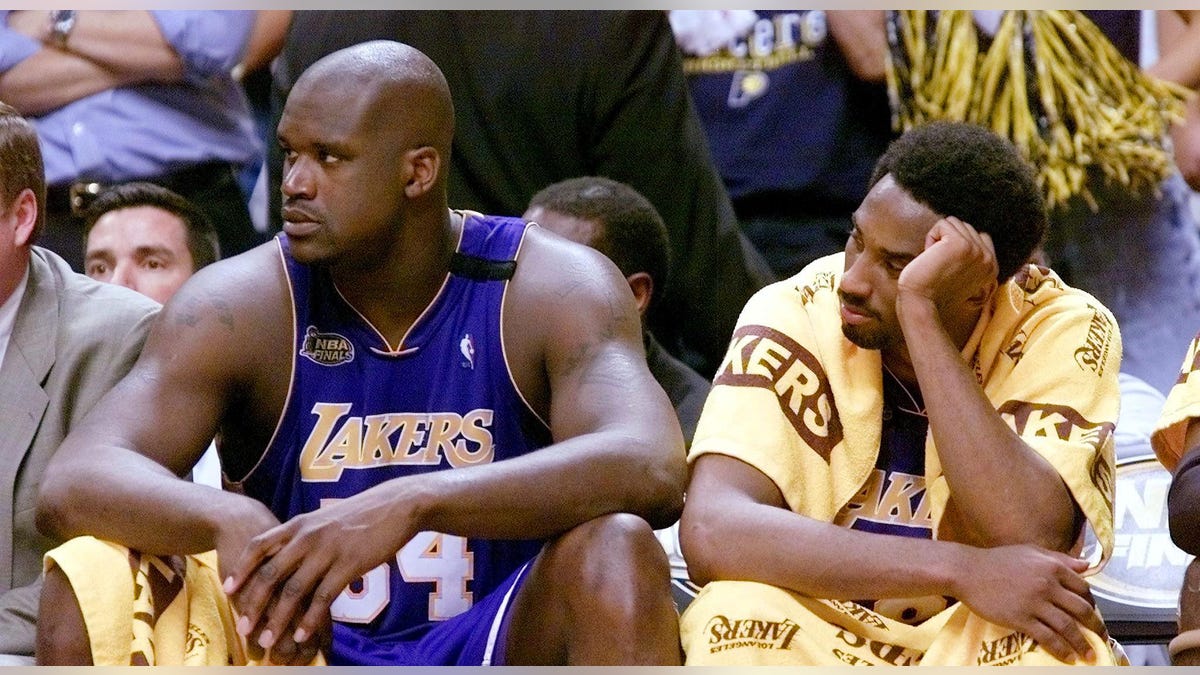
[286, 237, 327, 265]
[841, 323, 886, 351]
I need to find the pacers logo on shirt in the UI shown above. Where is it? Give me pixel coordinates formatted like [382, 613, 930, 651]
[300, 326, 355, 366]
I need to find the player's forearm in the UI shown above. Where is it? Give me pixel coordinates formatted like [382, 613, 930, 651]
[826, 10, 888, 82]
[682, 493, 967, 600]
[897, 294, 1077, 550]
[0, 48, 123, 115]
[37, 442, 256, 556]
[238, 10, 291, 76]
[367, 429, 686, 542]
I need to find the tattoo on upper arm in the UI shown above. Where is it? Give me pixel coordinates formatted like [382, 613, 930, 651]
[172, 296, 236, 332]
[551, 273, 640, 388]
[213, 299, 235, 329]
[175, 298, 202, 328]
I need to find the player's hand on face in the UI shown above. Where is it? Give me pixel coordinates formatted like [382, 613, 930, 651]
[896, 216, 998, 312]
[955, 544, 1105, 664]
[222, 491, 412, 661]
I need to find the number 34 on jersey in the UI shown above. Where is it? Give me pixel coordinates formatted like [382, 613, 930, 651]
[331, 531, 474, 623]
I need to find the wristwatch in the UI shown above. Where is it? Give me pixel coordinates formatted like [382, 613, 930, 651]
[47, 10, 76, 49]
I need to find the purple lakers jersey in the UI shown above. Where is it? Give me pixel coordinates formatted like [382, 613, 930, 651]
[242, 212, 550, 663]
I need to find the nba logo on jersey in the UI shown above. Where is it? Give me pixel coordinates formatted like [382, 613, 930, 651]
[460, 333, 475, 369]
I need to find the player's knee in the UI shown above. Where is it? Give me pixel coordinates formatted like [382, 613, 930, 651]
[36, 564, 93, 665]
[1176, 562, 1200, 666]
[551, 513, 671, 597]
[1181, 559, 1200, 629]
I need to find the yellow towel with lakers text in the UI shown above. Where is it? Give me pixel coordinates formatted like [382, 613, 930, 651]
[1152, 330, 1200, 470]
[44, 536, 325, 666]
[681, 580, 1124, 666]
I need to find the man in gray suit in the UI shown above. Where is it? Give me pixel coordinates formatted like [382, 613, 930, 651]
[0, 103, 159, 663]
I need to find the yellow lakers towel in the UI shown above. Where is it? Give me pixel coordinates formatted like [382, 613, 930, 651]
[45, 536, 246, 665]
[681, 580, 1125, 666]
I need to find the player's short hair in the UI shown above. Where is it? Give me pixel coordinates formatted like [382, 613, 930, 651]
[869, 121, 1046, 282]
[528, 176, 670, 308]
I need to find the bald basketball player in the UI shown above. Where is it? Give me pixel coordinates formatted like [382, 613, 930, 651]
[36, 40, 685, 666]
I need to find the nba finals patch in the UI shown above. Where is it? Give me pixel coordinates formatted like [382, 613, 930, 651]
[300, 326, 355, 366]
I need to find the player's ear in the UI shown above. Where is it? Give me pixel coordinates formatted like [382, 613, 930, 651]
[403, 146, 441, 199]
[626, 271, 653, 318]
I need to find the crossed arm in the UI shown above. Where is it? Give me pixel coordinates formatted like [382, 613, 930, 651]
[827, 11, 888, 83]
[0, 11, 182, 114]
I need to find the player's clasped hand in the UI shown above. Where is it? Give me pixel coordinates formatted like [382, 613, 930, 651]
[222, 491, 410, 664]
[211, 499, 323, 665]
[954, 544, 1104, 664]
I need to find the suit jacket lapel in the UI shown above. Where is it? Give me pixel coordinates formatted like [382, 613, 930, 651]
[0, 254, 55, 587]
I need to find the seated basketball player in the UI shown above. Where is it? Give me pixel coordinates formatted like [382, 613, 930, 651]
[1151, 329, 1200, 664]
[678, 122, 1124, 666]
[34, 40, 685, 666]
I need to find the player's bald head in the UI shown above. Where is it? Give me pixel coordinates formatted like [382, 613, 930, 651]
[288, 40, 454, 156]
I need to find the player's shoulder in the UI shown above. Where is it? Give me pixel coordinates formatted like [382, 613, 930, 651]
[176, 239, 286, 304]
[506, 222, 642, 345]
[514, 223, 628, 293]
[154, 240, 290, 345]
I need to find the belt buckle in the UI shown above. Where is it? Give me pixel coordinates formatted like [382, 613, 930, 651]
[68, 181, 102, 216]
